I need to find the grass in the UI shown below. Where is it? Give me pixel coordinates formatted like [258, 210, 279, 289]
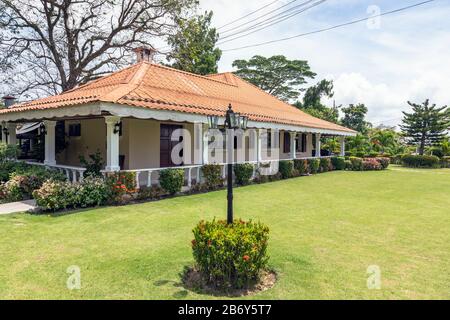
[0, 166, 449, 299]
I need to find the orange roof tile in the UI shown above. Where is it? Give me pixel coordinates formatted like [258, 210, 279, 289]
[0, 62, 355, 134]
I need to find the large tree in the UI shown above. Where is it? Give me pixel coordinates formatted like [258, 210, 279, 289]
[341, 103, 372, 133]
[232, 55, 316, 102]
[295, 79, 339, 123]
[400, 100, 449, 155]
[0, 0, 197, 98]
[166, 11, 221, 75]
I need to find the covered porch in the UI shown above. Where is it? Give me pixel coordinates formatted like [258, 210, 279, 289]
[1, 102, 352, 188]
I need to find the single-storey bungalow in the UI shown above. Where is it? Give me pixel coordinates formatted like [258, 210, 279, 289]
[0, 48, 356, 187]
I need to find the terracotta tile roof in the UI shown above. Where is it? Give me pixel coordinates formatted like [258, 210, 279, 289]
[0, 62, 355, 134]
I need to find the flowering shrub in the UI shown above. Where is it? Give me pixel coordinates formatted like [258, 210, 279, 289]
[279, 160, 294, 179]
[105, 172, 137, 203]
[375, 157, 390, 170]
[77, 177, 110, 207]
[349, 157, 363, 171]
[401, 155, 440, 168]
[331, 157, 346, 170]
[192, 219, 270, 289]
[137, 185, 166, 200]
[319, 158, 332, 172]
[308, 158, 320, 174]
[362, 158, 382, 171]
[33, 177, 110, 211]
[33, 180, 73, 211]
[159, 168, 184, 195]
[234, 163, 254, 186]
[201, 164, 223, 190]
[294, 159, 309, 175]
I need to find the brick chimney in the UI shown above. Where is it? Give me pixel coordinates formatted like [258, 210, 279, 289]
[133, 47, 157, 63]
[2, 95, 16, 108]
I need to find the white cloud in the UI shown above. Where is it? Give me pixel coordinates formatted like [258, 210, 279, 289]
[200, 0, 450, 126]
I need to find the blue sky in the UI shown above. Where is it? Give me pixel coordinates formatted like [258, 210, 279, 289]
[199, 0, 450, 127]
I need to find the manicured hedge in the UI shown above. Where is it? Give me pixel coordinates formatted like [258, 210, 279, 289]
[201, 164, 223, 190]
[331, 156, 346, 170]
[279, 160, 294, 179]
[294, 159, 309, 175]
[159, 168, 184, 195]
[308, 158, 320, 174]
[234, 163, 254, 186]
[401, 155, 440, 168]
[32, 177, 110, 211]
[191, 219, 269, 289]
[320, 158, 331, 172]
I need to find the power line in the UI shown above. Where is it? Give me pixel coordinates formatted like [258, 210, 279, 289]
[219, 0, 300, 35]
[219, 0, 319, 40]
[221, 0, 436, 52]
[217, 0, 282, 30]
[218, 0, 326, 45]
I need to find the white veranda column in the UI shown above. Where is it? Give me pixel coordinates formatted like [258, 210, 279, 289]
[105, 116, 121, 172]
[202, 125, 209, 164]
[290, 132, 297, 159]
[257, 129, 263, 162]
[193, 122, 203, 164]
[340, 136, 346, 156]
[44, 120, 56, 165]
[315, 133, 321, 158]
[6, 123, 17, 145]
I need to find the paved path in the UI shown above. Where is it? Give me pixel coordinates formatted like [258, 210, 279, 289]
[0, 199, 37, 215]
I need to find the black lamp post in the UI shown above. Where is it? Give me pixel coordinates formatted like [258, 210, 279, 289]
[208, 104, 248, 224]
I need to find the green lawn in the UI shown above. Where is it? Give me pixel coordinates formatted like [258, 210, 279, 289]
[1, 166, 449, 300]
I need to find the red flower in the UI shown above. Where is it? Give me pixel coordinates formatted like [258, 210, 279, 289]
[207, 240, 212, 247]
[191, 239, 197, 246]
[243, 255, 250, 262]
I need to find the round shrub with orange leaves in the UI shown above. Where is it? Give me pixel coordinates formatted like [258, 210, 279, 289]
[191, 219, 270, 289]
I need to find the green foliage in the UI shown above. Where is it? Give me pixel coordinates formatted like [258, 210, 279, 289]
[77, 177, 111, 207]
[341, 103, 371, 133]
[79, 150, 104, 177]
[279, 160, 294, 179]
[232, 55, 316, 102]
[319, 158, 331, 172]
[201, 164, 223, 190]
[440, 156, 450, 168]
[0, 162, 66, 203]
[308, 158, 320, 174]
[0, 143, 19, 162]
[167, 11, 221, 75]
[233, 163, 254, 186]
[191, 219, 270, 289]
[159, 168, 184, 195]
[105, 172, 137, 203]
[401, 155, 441, 168]
[331, 157, 346, 170]
[376, 157, 390, 170]
[294, 159, 309, 175]
[400, 100, 449, 155]
[295, 79, 339, 123]
[362, 159, 382, 171]
[136, 186, 165, 201]
[33, 177, 109, 211]
[344, 160, 353, 170]
[349, 157, 363, 171]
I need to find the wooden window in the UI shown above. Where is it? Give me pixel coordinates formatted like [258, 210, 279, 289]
[283, 131, 290, 153]
[301, 134, 307, 153]
[68, 123, 81, 137]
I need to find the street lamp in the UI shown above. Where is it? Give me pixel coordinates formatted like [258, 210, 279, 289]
[205, 104, 248, 224]
[224, 104, 248, 224]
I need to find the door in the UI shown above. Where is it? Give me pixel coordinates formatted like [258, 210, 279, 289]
[160, 124, 183, 167]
